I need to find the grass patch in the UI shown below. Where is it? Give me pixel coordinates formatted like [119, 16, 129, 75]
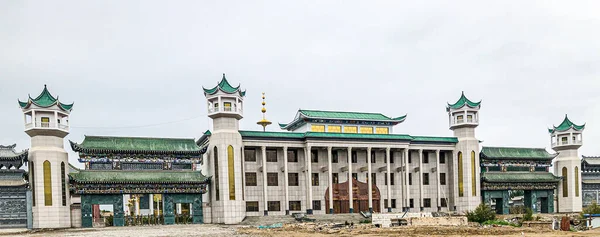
[482, 220, 520, 227]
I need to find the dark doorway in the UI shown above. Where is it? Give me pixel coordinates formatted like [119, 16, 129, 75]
[540, 198, 549, 213]
[325, 178, 381, 213]
[494, 198, 503, 214]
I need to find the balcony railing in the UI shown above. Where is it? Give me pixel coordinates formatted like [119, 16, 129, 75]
[552, 140, 583, 147]
[208, 107, 243, 114]
[24, 122, 69, 131]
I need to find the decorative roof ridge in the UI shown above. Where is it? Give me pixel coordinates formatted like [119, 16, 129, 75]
[549, 114, 585, 133]
[446, 91, 481, 111]
[0, 144, 16, 149]
[83, 135, 197, 141]
[482, 146, 550, 150]
[583, 155, 600, 159]
[300, 109, 391, 117]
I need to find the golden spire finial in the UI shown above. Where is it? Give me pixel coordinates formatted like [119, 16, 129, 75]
[257, 92, 272, 132]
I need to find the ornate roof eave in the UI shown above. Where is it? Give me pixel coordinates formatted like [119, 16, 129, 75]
[202, 74, 246, 97]
[446, 91, 481, 112]
[280, 112, 407, 131]
[18, 85, 74, 112]
[69, 140, 203, 156]
[549, 115, 585, 134]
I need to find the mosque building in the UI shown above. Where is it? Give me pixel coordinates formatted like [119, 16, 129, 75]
[0, 75, 592, 228]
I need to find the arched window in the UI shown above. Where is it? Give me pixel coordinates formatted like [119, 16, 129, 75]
[575, 166, 579, 197]
[562, 167, 568, 197]
[61, 162, 67, 206]
[43, 161, 52, 206]
[471, 151, 476, 196]
[30, 161, 35, 206]
[213, 147, 220, 201]
[458, 152, 464, 197]
[228, 145, 235, 200]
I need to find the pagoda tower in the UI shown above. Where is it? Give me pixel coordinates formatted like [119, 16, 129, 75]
[446, 92, 481, 213]
[18, 85, 73, 228]
[549, 115, 585, 212]
[203, 74, 246, 224]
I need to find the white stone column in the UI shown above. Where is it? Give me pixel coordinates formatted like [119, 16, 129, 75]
[283, 146, 290, 215]
[399, 150, 404, 211]
[135, 195, 140, 216]
[149, 194, 154, 215]
[419, 149, 423, 212]
[367, 147, 373, 212]
[386, 147, 391, 212]
[32, 110, 36, 127]
[451, 150, 457, 212]
[305, 146, 313, 214]
[177, 203, 182, 215]
[53, 111, 58, 128]
[217, 96, 222, 111]
[327, 146, 333, 214]
[436, 150, 441, 211]
[261, 146, 268, 216]
[348, 147, 354, 213]
[405, 149, 410, 211]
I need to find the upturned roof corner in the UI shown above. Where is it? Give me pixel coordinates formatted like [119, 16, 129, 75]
[548, 114, 585, 134]
[446, 91, 481, 111]
[18, 84, 74, 112]
[203, 73, 246, 97]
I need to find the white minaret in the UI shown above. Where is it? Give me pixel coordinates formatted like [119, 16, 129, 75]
[447, 92, 481, 213]
[203, 74, 246, 224]
[19, 85, 73, 228]
[550, 115, 584, 213]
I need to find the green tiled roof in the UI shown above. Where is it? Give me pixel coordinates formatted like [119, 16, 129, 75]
[480, 146, 556, 160]
[69, 170, 209, 184]
[548, 115, 585, 133]
[239, 130, 456, 143]
[280, 109, 406, 130]
[18, 85, 74, 112]
[446, 91, 481, 111]
[70, 136, 202, 154]
[203, 74, 246, 96]
[482, 172, 561, 183]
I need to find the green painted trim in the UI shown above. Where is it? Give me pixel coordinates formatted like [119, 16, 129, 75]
[549, 114, 585, 133]
[411, 136, 458, 143]
[447, 91, 481, 111]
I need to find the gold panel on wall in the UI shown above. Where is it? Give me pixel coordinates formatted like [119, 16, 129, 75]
[575, 166, 579, 197]
[562, 167, 568, 197]
[471, 151, 476, 196]
[43, 161, 52, 206]
[343, 126, 357, 133]
[375, 127, 389, 134]
[328, 125, 341, 133]
[228, 145, 235, 200]
[311, 125, 325, 132]
[458, 152, 463, 197]
[359, 127, 373, 134]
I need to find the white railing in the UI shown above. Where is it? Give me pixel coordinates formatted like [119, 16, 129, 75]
[552, 140, 582, 147]
[208, 107, 242, 114]
[24, 122, 69, 131]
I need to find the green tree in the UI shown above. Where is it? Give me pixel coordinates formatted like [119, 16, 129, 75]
[466, 203, 496, 223]
[523, 208, 533, 221]
[580, 202, 600, 218]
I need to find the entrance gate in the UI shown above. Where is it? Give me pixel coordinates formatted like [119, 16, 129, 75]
[163, 194, 203, 224]
[81, 194, 124, 227]
[325, 178, 381, 213]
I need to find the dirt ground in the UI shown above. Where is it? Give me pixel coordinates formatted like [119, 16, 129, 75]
[5, 223, 600, 237]
[237, 224, 600, 237]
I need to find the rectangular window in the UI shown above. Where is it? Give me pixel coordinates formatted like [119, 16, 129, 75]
[423, 173, 429, 185]
[313, 200, 321, 210]
[312, 173, 319, 186]
[440, 198, 448, 207]
[440, 173, 446, 185]
[408, 152, 412, 163]
[287, 149, 298, 162]
[328, 125, 341, 133]
[359, 126, 373, 134]
[423, 152, 429, 163]
[311, 124, 325, 132]
[288, 173, 299, 186]
[370, 151, 376, 163]
[375, 127, 389, 134]
[370, 173, 376, 185]
[351, 151, 358, 163]
[267, 173, 278, 186]
[439, 153, 445, 164]
[390, 152, 394, 164]
[332, 152, 338, 163]
[467, 114, 473, 122]
[409, 173, 412, 185]
[352, 173, 358, 181]
[245, 172, 257, 186]
[224, 102, 232, 111]
[457, 115, 464, 123]
[344, 126, 358, 133]
[383, 173, 394, 185]
[311, 150, 318, 163]
[289, 201, 301, 211]
[266, 149, 277, 162]
[424, 198, 431, 208]
[333, 173, 339, 184]
[409, 199, 414, 208]
[268, 201, 281, 211]
[41, 117, 50, 127]
[391, 199, 397, 208]
[246, 201, 259, 212]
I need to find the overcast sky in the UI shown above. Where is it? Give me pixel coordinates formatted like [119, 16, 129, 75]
[1, 1, 599, 167]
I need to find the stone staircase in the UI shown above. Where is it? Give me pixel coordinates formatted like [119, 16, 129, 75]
[240, 213, 367, 226]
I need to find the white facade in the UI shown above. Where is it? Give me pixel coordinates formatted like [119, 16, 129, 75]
[552, 123, 585, 213]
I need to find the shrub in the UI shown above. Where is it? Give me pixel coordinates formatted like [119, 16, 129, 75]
[581, 202, 600, 218]
[466, 203, 496, 223]
[482, 219, 519, 227]
[105, 215, 114, 226]
[523, 208, 533, 222]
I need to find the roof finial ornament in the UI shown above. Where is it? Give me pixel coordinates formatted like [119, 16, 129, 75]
[257, 92, 272, 132]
